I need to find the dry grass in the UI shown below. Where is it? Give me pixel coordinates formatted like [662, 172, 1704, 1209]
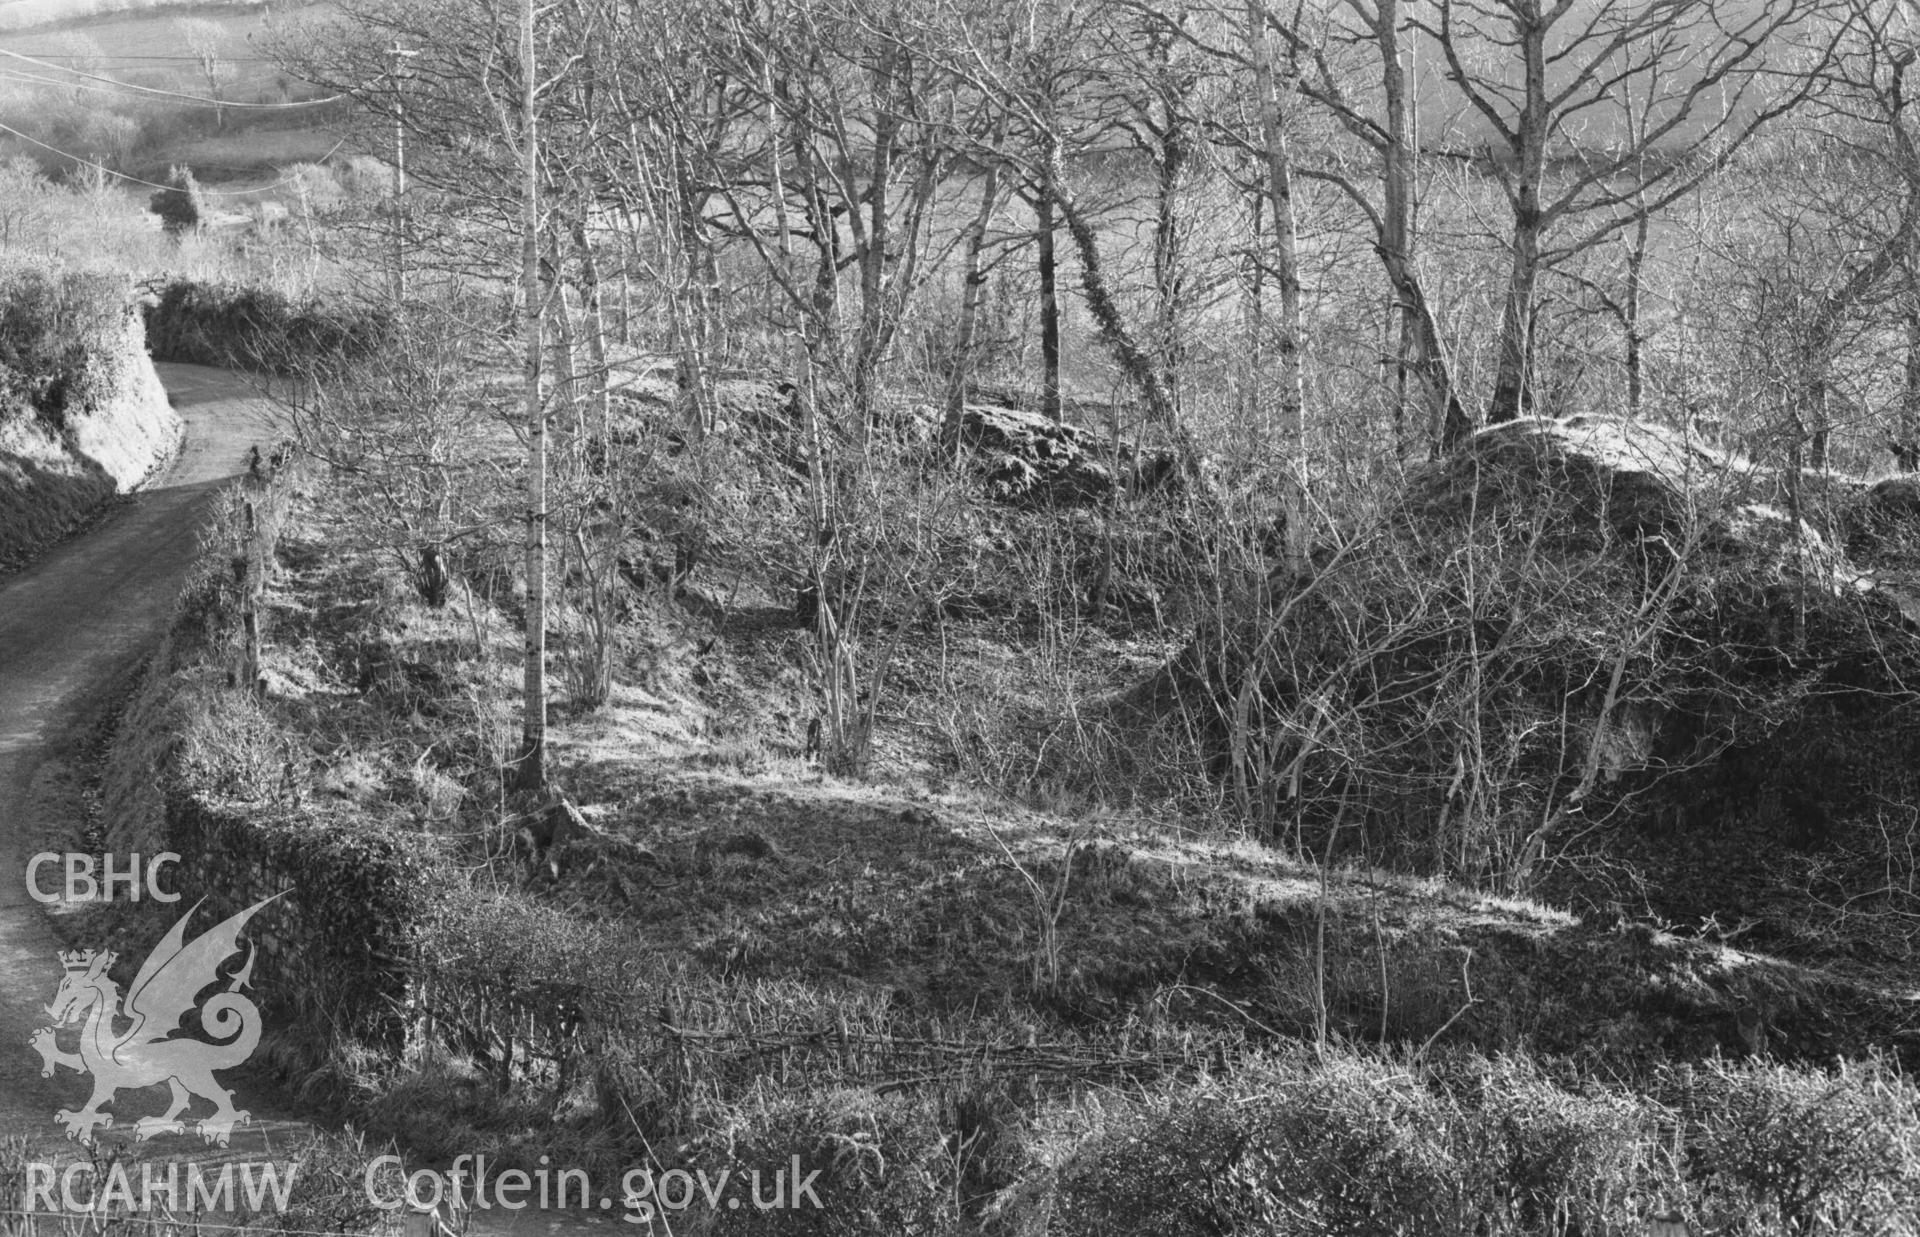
[153, 125, 342, 175]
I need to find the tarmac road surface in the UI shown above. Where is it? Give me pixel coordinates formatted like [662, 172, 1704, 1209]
[0, 363, 288, 1163]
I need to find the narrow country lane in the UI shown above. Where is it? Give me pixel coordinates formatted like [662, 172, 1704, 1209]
[0, 363, 298, 1160]
[0, 364, 617, 1235]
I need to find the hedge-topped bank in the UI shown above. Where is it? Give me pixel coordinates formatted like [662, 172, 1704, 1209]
[166, 796, 433, 1050]
[99, 478, 445, 1063]
[144, 279, 392, 375]
[0, 264, 179, 571]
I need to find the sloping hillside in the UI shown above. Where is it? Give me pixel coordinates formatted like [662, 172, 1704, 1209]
[78, 353, 1920, 1232]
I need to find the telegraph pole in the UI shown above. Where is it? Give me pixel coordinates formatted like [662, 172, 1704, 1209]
[389, 43, 418, 307]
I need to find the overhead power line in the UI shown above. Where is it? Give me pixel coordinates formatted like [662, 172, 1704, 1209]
[0, 64, 272, 102]
[0, 47, 340, 108]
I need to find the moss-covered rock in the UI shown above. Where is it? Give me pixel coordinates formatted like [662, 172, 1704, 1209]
[1145, 414, 1920, 890]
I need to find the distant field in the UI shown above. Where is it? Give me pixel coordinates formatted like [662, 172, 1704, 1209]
[0, 0, 356, 182]
[0, 0, 269, 34]
[2, 5, 261, 54]
[159, 122, 343, 174]
[0, 3, 328, 100]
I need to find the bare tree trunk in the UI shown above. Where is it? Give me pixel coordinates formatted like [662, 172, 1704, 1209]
[573, 223, 612, 443]
[516, 0, 548, 792]
[1243, 182, 1265, 435]
[552, 275, 581, 442]
[1807, 371, 1831, 472]
[628, 119, 715, 436]
[1485, 9, 1550, 426]
[1150, 96, 1189, 407]
[1391, 260, 1470, 453]
[241, 500, 261, 691]
[1036, 162, 1063, 424]
[666, 131, 717, 433]
[785, 69, 841, 379]
[556, 230, 616, 713]
[948, 159, 1004, 427]
[1372, 0, 1468, 453]
[1489, 223, 1543, 424]
[619, 250, 633, 346]
[1625, 208, 1649, 417]
[1804, 209, 1920, 471]
[851, 47, 900, 428]
[1378, 0, 1412, 438]
[1899, 301, 1920, 470]
[1249, 0, 1309, 568]
[1056, 181, 1209, 489]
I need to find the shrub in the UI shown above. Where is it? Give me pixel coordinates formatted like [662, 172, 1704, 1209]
[1028, 1052, 1920, 1236]
[0, 263, 130, 426]
[1669, 1058, 1920, 1236]
[1466, 1054, 1670, 1236]
[143, 278, 391, 374]
[148, 165, 204, 237]
[1041, 1054, 1489, 1236]
[686, 1089, 960, 1236]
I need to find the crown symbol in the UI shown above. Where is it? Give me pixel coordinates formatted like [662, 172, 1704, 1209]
[60, 949, 109, 973]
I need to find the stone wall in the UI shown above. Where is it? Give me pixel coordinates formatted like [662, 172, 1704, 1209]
[162, 796, 435, 1050]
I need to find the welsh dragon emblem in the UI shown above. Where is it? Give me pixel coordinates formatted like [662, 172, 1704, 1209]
[29, 894, 281, 1147]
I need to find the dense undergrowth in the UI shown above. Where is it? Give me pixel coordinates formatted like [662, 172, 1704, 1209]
[144, 278, 391, 374]
[80, 298, 1920, 1232]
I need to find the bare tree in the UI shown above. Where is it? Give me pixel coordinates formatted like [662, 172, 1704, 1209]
[0, 157, 52, 250]
[1246, 0, 1310, 566]
[1791, 5, 1920, 470]
[925, 0, 1217, 480]
[1421, 0, 1832, 428]
[514, 0, 551, 791]
[1170, 0, 1470, 452]
[282, 293, 500, 609]
[594, 0, 744, 432]
[1895, 292, 1920, 469]
[274, 0, 623, 788]
[672, 0, 963, 428]
[1710, 0, 1920, 475]
[176, 18, 233, 130]
[946, 135, 1012, 424]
